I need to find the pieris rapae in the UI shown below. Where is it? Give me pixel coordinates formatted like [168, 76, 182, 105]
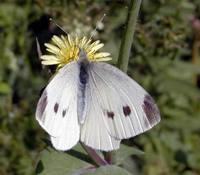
[36, 34, 160, 151]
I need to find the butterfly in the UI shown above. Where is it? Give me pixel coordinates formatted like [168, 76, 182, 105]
[36, 35, 161, 151]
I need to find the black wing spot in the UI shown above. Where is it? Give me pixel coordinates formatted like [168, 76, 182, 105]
[62, 109, 67, 117]
[107, 111, 115, 119]
[54, 103, 59, 113]
[123, 105, 131, 116]
[142, 94, 160, 125]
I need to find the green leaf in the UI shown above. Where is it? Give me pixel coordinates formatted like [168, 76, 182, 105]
[167, 61, 200, 80]
[163, 116, 200, 133]
[83, 165, 132, 175]
[155, 77, 200, 98]
[112, 144, 144, 165]
[36, 144, 93, 175]
[0, 82, 11, 94]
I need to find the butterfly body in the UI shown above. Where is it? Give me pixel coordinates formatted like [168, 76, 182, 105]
[77, 53, 89, 124]
[36, 49, 160, 151]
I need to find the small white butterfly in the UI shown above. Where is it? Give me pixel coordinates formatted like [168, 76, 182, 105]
[36, 34, 160, 151]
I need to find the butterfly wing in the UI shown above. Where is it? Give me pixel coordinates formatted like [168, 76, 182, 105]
[81, 62, 160, 147]
[50, 95, 79, 150]
[80, 78, 121, 151]
[36, 62, 80, 150]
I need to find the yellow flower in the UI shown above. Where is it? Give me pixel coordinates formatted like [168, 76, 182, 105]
[41, 34, 112, 68]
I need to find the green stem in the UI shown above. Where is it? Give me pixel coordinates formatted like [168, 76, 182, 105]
[117, 0, 142, 73]
[110, 0, 142, 164]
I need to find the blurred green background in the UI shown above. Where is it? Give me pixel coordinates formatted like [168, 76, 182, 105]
[0, 0, 200, 175]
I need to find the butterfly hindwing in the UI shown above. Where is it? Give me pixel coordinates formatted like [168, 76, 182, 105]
[50, 94, 80, 150]
[80, 69, 121, 151]
[36, 62, 80, 150]
[81, 62, 160, 141]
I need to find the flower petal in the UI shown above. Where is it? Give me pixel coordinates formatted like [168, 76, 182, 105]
[86, 40, 100, 50]
[67, 35, 72, 46]
[96, 57, 112, 61]
[84, 39, 92, 48]
[61, 36, 70, 47]
[41, 60, 60, 65]
[52, 35, 65, 48]
[41, 55, 59, 61]
[45, 43, 60, 54]
[94, 52, 110, 59]
[88, 43, 104, 54]
[80, 37, 87, 47]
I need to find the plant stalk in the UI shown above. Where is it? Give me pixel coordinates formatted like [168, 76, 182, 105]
[191, 18, 200, 85]
[111, 0, 142, 164]
[117, 0, 142, 73]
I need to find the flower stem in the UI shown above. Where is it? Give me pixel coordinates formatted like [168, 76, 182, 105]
[117, 0, 142, 73]
[80, 142, 108, 166]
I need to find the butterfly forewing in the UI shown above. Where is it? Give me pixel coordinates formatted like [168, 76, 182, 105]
[82, 62, 160, 140]
[80, 69, 121, 151]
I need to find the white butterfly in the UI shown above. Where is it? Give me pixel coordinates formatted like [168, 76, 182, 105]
[36, 48, 161, 151]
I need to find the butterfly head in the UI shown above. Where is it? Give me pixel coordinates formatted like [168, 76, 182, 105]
[78, 48, 90, 64]
[40, 34, 112, 69]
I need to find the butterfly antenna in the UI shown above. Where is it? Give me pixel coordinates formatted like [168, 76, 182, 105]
[89, 13, 106, 40]
[36, 37, 42, 59]
[36, 38, 46, 69]
[49, 18, 68, 35]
